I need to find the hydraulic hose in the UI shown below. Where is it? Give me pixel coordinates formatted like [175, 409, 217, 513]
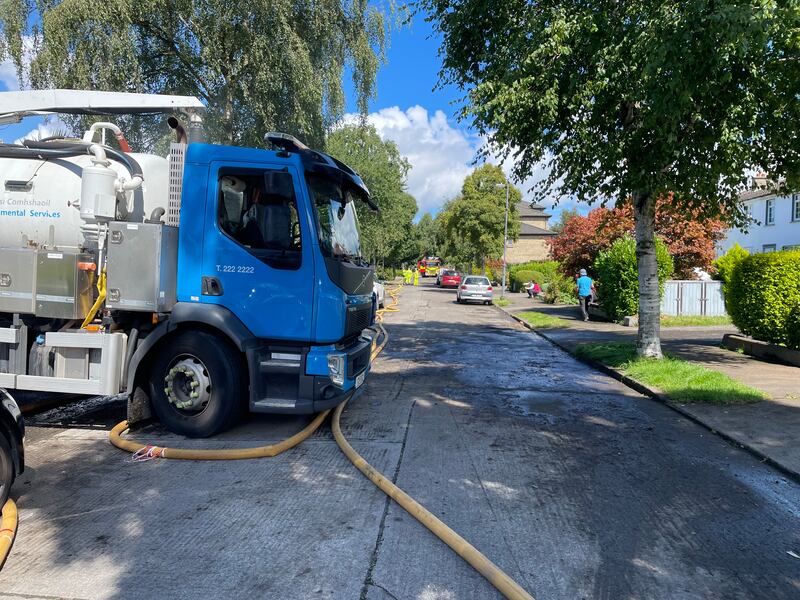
[80, 269, 106, 329]
[0, 139, 144, 185]
[22, 139, 144, 182]
[0, 499, 18, 570]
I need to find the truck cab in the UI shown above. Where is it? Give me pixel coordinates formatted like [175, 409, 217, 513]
[133, 142, 375, 435]
[0, 90, 376, 437]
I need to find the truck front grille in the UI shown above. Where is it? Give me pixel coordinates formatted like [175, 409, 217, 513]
[344, 303, 372, 337]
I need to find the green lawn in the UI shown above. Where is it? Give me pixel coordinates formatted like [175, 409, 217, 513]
[494, 297, 511, 307]
[573, 342, 765, 404]
[517, 311, 570, 329]
[661, 315, 732, 327]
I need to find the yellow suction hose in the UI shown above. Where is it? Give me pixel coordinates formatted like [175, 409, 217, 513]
[109, 281, 536, 598]
[334, 307, 536, 600]
[109, 409, 330, 460]
[0, 499, 18, 569]
[109, 284, 404, 459]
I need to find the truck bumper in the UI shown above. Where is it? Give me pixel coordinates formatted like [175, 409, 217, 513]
[247, 336, 371, 415]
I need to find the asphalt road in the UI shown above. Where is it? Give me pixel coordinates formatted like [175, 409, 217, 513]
[2, 281, 799, 599]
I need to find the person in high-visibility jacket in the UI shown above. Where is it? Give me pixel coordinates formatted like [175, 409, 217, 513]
[404, 269, 412, 284]
[413, 269, 419, 286]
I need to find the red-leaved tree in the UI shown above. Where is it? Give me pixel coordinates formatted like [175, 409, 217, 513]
[550, 196, 726, 279]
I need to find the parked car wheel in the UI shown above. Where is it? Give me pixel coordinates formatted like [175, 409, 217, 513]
[149, 331, 244, 438]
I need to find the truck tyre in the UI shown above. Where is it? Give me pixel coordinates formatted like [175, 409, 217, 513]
[0, 430, 14, 508]
[148, 331, 244, 438]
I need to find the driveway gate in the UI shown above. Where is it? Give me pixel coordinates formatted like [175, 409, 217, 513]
[660, 280, 726, 316]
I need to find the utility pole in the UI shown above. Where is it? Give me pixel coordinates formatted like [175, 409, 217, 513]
[495, 181, 510, 298]
[502, 181, 509, 298]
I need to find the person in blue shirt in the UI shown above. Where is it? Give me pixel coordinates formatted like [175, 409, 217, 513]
[575, 268, 596, 322]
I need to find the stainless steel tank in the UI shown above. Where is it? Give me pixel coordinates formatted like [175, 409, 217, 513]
[0, 152, 169, 249]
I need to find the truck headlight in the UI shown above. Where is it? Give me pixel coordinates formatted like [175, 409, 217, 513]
[327, 353, 346, 387]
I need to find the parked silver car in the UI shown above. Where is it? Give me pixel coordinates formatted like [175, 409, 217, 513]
[456, 276, 493, 305]
[373, 280, 386, 309]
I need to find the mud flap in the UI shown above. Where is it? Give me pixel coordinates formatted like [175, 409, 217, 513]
[126, 386, 152, 425]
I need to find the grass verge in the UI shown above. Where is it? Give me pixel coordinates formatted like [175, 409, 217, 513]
[573, 342, 765, 404]
[661, 315, 732, 327]
[517, 311, 570, 329]
[494, 297, 511, 307]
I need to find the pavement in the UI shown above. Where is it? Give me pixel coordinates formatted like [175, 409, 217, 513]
[2, 281, 799, 599]
[500, 292, 800, 480]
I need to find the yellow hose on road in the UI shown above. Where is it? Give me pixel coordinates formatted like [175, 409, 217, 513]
[336, 288, 536, 600]
[109, 408, 330, 460]
[0, 498, 18, 569]
[108, 285, 402, 460]
[109, 281, 535, 598]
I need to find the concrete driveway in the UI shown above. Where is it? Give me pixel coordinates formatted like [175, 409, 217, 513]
[2, 281, 799, 599]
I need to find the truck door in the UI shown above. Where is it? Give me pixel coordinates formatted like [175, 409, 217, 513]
[202, 163, 314, 340]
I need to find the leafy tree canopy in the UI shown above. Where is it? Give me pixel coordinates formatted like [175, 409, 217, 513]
[414, 212, 441, 258]
[550, 208, 580, 234]
[550, 197, 726, 279]
[326, 124, 417, 265]
[423, 0, 800, 224]
[438, 164, 521, 267]
[1, 0, 389, 149]
[422, 0, 800, 357]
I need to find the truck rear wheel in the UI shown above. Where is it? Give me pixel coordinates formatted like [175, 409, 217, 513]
[0, 430, 14, 508]
[148, 331, 244, 438]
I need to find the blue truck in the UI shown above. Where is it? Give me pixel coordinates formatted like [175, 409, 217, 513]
[0, 90, 375, 437]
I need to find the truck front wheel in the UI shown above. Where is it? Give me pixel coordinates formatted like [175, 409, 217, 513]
[148, 330, 244, 438]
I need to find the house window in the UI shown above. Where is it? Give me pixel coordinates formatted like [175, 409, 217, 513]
[765, 198, 775, 225]
[762, 244, 776, 253]
[794, 194, 800, 222]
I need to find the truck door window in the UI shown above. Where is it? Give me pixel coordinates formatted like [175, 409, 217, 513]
[217, 169, 302, 270]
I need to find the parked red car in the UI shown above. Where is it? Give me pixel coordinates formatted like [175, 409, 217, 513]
[439, 270, 462, 288]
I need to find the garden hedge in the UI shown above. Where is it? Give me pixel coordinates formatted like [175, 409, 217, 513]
[593, 235, 673, 322]
[787, 304, 800, 350]
[727, 250, 800, 346]
[511, 270, 536, 292]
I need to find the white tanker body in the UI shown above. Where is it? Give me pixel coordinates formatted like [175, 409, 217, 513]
[0, 151, 169, 250]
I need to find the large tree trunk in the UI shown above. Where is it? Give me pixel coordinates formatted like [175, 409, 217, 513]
[633, 191, 663, 358]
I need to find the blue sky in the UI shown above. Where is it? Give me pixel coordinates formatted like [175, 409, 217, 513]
[0, 12, 581, 222]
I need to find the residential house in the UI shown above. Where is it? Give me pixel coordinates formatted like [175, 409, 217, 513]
[506, 201, 555, 263]
[718, 184, 800, 255]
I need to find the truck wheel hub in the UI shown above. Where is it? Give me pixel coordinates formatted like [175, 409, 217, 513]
[163, 355, 211, 412]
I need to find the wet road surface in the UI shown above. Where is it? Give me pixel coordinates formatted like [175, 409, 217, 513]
[2, 281, 799, 599]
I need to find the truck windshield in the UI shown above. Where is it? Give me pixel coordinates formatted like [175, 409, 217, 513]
[306, 172, 363, 261]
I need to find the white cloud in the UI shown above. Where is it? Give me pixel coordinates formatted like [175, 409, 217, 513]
[0, 57, 20, 91]
[345, 105, 587, 221]
[0, 35, 35, 91]
[345, 105, 477, 215]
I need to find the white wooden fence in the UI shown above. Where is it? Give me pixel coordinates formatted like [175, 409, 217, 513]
[660, 280, 726, 316]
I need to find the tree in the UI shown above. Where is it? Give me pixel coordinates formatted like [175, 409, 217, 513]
[594, 236, 673, 322]
[439, 164, 521, 270]
[326, 124, 417, 265]
[550, 208, 580, 234]
[550, 198, 726, 279]
[1, 0, 388, 149]
[423, 0, 800, 357]
[414, 213, 441, 258]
